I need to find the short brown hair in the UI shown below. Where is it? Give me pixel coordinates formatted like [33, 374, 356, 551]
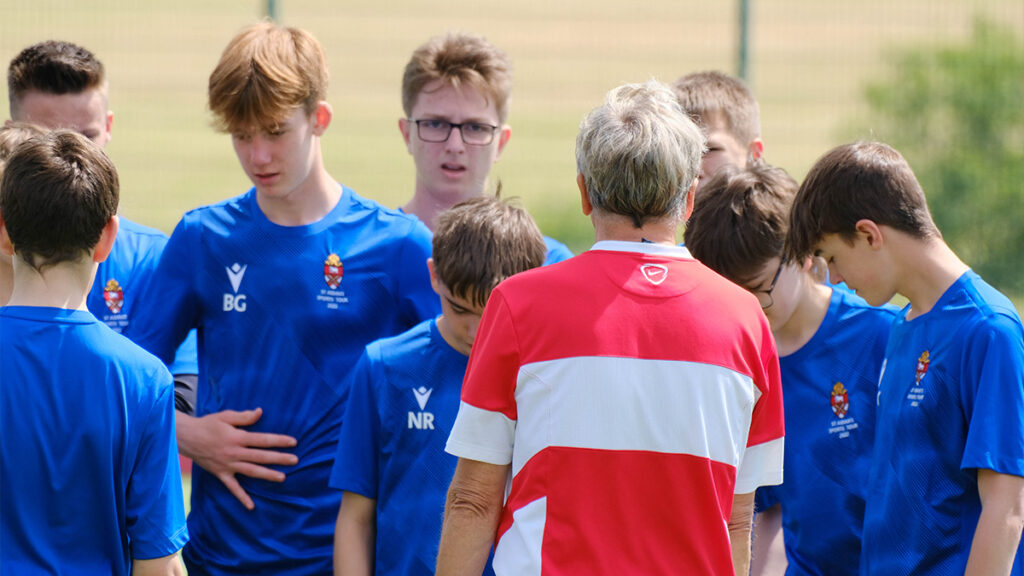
[432, 195, 546, 308]
[0, 130, 118, 270]
[7, 40, 106, 116]
[402, 32, 512, 123]
[685, 163, 798, 285]
[671, 71, 760, 146]
[0, 121, 47, 171]
[786, 141, 939, 260]
[208, 22, 329, 132]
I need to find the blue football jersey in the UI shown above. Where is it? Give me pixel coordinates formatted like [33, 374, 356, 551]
[330, 319, 494, 575]
[88, 217, 198, 375]
[134, 185, 439, 576]
[861, 271, 1024, 575]
[543, 236, 574, 264]
[755, 289, 897, 575]
[0, 307, 187, 575]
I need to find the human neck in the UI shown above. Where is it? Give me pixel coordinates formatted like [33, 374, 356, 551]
[6, 258, 95, 310]
[894, 235, 968, 320]
[592, 212, 679, 245]
[773, 280, 831, 356]
[257, 165, 340, 227]
[402, 185, 480, 232]
[0, 257, 13, 306]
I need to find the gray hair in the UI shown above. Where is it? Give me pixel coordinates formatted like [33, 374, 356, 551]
[575, 80, 706, 228]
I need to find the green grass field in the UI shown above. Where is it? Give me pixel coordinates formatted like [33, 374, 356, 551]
[3, 0, 1021, 259]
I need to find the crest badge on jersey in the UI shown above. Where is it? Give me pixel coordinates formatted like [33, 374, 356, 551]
[103, 279, 124, 314]
[915, 351, 930, 385]
[830, 382, 850, 418]
[324, 254, 343, 289]
[640, 264, 668, 285]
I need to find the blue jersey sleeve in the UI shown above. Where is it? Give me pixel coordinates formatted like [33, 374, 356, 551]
[395, 220, 440, 328]
[330, 346, 383, 499]
[134, 217, 202, 365]
[961, 312, 1024, 476]
[543, 236, 574, 265]
[126, 369, 189, 559]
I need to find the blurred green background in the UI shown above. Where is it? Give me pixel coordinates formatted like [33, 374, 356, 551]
[1, 0, 1021, 289]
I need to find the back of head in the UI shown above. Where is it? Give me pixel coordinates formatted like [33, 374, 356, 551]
[786, 140, 938, 260]
[0, 130, 118, 270]
[402, 31, 512, 123]
[7, 40, 106, 116]
[671, 70, 760, 146]
[432, 195, 546, 308]
[685, 163, 798, 284]
[208, 21, 329, 132]
[0, 121, 47, 172]
[576, 80, 705, 228]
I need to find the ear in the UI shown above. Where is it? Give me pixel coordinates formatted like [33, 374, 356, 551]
[683, 177, 698, 221]
[92, 215, 119, 263]
[748, 138, 764, 164]
[427, 258, 442, 296]
[854, 219, 884, 250]
[105, 110, 114, 139]
[577, 173, 593, 216]
[3, 119, 12, 128]
[493, 125, 512, 160]
[399, 117, 413, 152]
[311, 101, 333, 135]
[0, 216, 14, 256]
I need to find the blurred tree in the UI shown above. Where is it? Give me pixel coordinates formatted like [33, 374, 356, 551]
[861, 19, 1024, 293]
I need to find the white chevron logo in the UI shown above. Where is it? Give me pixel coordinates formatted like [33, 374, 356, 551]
[413, 386, 433, 410]
[226, 263, 247, 293]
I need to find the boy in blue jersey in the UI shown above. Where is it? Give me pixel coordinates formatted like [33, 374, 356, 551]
[133, 22, 438, 575]
[5, 39, 199, 412]
[397, 32, 572, 263]
[787, 141, 1024, 575]
[0, 130, 187, 575]
[331, 195, 547, 575]
[686, 163, 898, 575]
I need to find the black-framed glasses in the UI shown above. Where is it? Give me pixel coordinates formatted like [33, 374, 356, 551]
[753, 256, 787, 310]
[411, 119, 499, 146]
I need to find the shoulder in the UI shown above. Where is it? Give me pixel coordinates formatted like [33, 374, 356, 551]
[543, 236, 574, 264]
[367, 319, 435, 362]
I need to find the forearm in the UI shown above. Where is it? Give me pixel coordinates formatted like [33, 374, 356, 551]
[729, 492, 756, 576]
[966, 469, 1024, 576]
[132, 553, 184, 576]
[436, 459, 508, 576]
[750, 504, 787, 576]
[334, 493, 376, 576]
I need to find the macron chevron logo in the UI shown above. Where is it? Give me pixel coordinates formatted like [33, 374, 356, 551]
[226, 263, 247, 293]
[413, 386, 433, 410]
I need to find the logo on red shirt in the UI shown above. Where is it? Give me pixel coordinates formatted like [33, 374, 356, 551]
[640, 264, 668, 285]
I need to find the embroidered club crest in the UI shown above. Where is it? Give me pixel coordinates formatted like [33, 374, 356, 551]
[830, 382, 850, 418]
[103, 279, 124, 314]
[324, 254, 343, 289]
[915, 351, 930, 385]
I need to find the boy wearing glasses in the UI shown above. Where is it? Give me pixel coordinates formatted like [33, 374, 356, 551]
[685, 163, 897, 575]
[134, 23, 438, 575]
[398, 32, 572, 264]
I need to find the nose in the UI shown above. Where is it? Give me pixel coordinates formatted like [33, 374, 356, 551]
[445, 126, 467, 154]
[249, 135, 272, 166]
[466, 315, 482, 344]
[827, 262, 844, 285]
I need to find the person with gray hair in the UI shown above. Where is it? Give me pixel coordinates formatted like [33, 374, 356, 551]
[436, 80, 785, 576]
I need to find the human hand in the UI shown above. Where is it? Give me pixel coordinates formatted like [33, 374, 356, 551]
[176, 407, 298, 510]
